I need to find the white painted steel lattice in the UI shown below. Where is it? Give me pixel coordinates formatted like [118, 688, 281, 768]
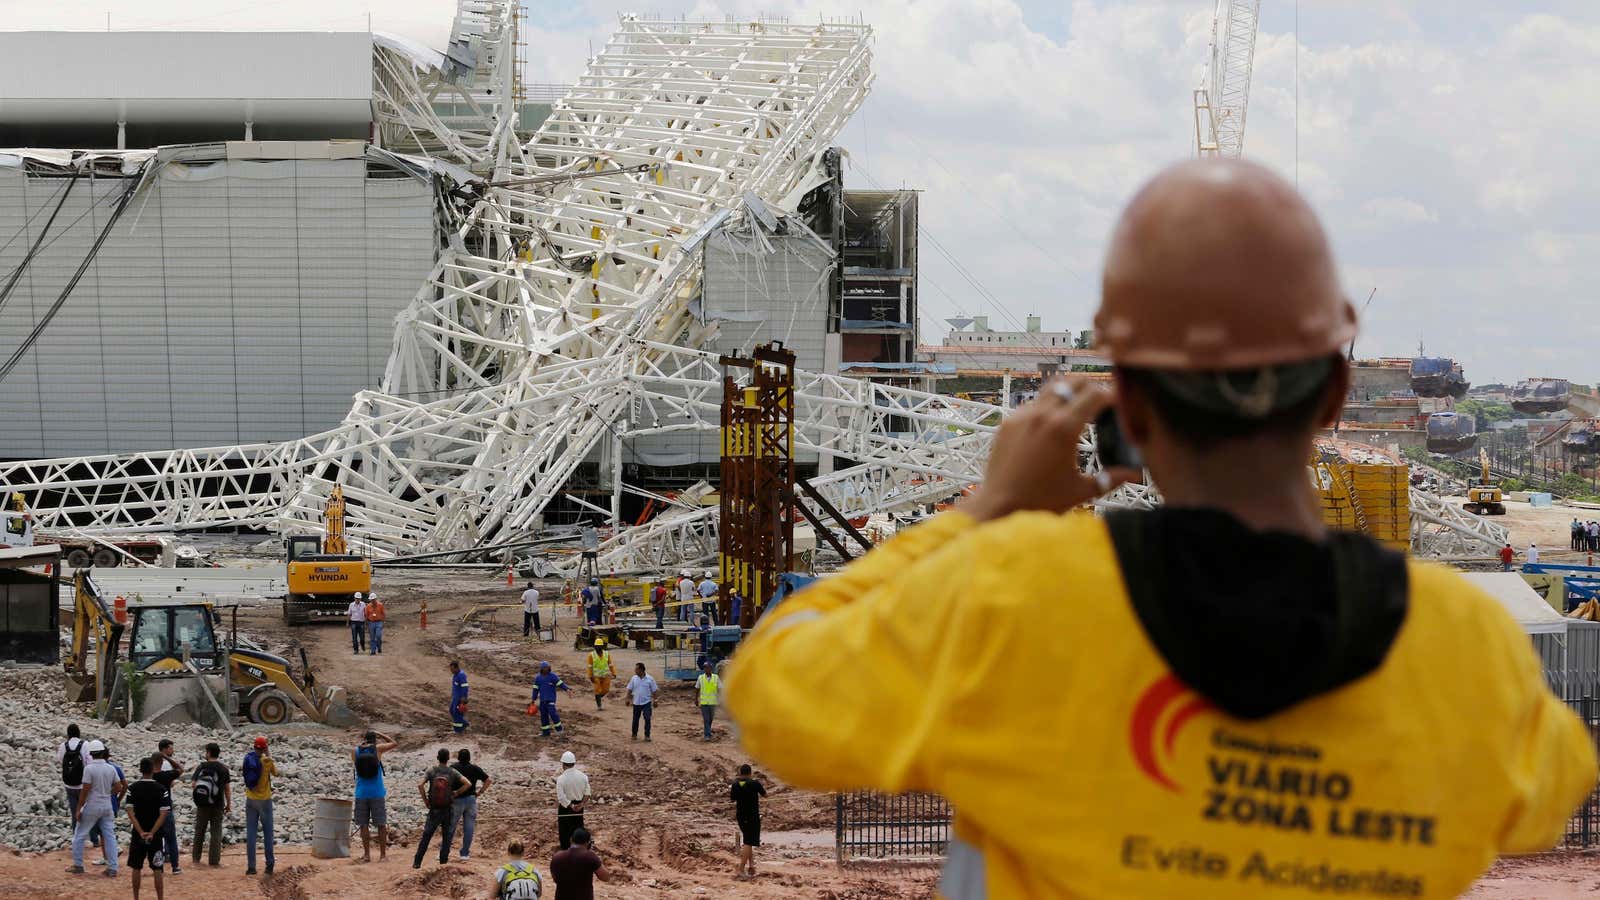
[1194, 0, 1262, 158]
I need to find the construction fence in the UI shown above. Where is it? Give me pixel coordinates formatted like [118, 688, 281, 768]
[835, 699, 1600, 860]
[835, 791, 950, 862]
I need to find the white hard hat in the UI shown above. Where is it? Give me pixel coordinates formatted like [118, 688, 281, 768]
[366, 592, 377, 601]
[679, 569, 690, 577]
[704, 570, 714, 579]
[560, 751, 577, 765]
[86, 739, 106, 753]
[353, 591, 364, 600]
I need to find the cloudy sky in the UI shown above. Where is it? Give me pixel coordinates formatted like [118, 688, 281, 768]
[7, 1, 1598, 385]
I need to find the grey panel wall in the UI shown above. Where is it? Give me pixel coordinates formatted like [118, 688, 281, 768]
[623, 227, 834, 468]
[0, 158, 433, 457]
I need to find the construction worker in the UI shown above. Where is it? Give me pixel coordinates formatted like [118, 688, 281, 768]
[365, 592, 386, 655]
[532, 661, 571, 737]
[726, 159, 1598, 899]
[521, 581, 542, 638]
[587, 638, 615, 710]
[347, 590, 368, 654]
[651, 578, 668, 630]
[582, 578, 604, 625]
[695, 660, 720, 742]
[675, 569, 696, 623]
[449, 660, 469, 734]
[490, 840, 543, 899]
[698, 570, 719, 623]
[554, 751, 589, 850]
[1500, 542, 1515, 572]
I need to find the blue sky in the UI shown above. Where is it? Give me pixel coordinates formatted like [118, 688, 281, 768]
[5, 1, 1597, 385]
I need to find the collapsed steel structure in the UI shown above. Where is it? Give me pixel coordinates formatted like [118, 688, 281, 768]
[0, 3, 1504, 564]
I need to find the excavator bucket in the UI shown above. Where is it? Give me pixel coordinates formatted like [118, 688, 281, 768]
[320, 686, 359, 727]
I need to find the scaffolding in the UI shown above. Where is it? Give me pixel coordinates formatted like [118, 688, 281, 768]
[719, 344, 796, 627]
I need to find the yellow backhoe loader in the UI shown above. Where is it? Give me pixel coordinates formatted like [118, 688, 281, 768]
[66, 570, 352, 725]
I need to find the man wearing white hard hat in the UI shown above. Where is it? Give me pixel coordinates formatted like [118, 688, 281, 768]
[697, 570, 718, 623]
[554, 751, 590, 850]
[67, 739, 122, 876]
[675, 570, 696, 623]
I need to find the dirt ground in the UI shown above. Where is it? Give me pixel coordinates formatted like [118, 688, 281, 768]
[3, 569, 1595, 898]
[2, 574, 938, 899]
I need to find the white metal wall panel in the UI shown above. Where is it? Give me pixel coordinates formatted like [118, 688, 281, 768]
[0, 157, 434, 458]
[0, 169, 46, 457]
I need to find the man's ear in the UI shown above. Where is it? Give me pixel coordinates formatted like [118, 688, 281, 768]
[1318, 356, 1352, 428]
[1111, 369, 1153, 446]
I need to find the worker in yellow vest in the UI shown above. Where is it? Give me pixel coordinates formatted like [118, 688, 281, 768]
[587, 639, 615, 710]
[727, 159, 1597, 900]
[695, 661, 721, 742]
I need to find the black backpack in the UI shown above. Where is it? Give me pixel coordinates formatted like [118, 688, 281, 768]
[192, 764, 221, 807]
[61, 738, 84, 786]
[355, 745, 380, 780]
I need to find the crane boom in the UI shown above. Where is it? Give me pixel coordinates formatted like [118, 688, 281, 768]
[1194, 0, 1263, 158]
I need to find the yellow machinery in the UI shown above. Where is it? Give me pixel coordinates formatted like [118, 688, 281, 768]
[66, 571, 351, 725]
[228, 644, 354, 726]
[1465, 448, 1507, 516]
[284, 485, 372, 625]
[1314, 458, 1410, 551]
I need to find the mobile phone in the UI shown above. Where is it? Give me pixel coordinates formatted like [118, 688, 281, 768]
[1094, 407, 1144, 471]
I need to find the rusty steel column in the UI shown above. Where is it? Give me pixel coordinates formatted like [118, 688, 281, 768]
[718, 343, 795, 627]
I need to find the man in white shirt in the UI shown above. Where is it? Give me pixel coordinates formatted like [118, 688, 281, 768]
[1527, 543, 1540, 567]
[347, 592, 368, 654]
[676, 570, 697, 623]
[521, 582, 542, 638]
[69, 739, 123, 875]
[554, 751, 590, 850]
[626, 662, 660, 741]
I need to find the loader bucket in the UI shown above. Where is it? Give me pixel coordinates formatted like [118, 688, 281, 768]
[320, 686, 359, 727]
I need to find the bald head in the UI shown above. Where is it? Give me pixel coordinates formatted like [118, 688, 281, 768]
[1096, 159, 1354, 370]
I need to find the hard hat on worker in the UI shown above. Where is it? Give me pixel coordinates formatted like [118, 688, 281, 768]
[539, 660, 551, 671]
[594, 637, 606, 648]
[561, 751, 577, 765]
[353, 591, 364, 600]
[253, 736, 268, 750]
[1094, 159, 1356, 372]
[86, 739, 106, 754]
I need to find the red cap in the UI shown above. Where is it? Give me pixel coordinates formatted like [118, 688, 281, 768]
[253, 736, 268, 750]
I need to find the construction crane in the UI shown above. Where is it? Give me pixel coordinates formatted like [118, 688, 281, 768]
[1194, 0, 1263, 158]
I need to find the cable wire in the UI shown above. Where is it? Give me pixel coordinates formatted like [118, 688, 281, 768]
[0, 169, 81, 315]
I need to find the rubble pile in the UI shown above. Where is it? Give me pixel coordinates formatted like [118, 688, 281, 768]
[0, 668, 433, 855]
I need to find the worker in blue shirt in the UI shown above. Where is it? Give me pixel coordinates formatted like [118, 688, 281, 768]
[449, 660, 469, 734]
[581, 578, 604, 625]
[533, 661, 571, 737]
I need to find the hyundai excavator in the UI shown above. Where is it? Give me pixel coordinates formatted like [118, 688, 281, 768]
[66, 570, 354, 726]
[284, 485, 372, 625]
[1465, 448, 1507, 516]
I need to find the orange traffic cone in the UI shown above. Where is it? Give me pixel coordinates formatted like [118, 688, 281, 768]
[506, 566, 515, 586]
[420, 600, 429, 630]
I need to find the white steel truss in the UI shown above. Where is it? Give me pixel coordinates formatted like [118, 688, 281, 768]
[1194, 0, 1262, 158]
[0, 5, 1503, 565]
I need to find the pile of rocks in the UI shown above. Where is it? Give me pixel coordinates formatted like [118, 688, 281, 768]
[0, 668, 436, 856]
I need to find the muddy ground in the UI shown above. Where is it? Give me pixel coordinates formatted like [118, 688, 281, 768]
[3, 572, 937, 898]
[2, 568, 1593, 897]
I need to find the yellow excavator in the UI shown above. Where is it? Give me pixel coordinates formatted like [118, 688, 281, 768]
[66, 570, 353, 725]
[284, 485, 372, 625]
[1465, 448, 1507, 516]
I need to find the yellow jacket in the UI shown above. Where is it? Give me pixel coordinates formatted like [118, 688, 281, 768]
[727, 510, 1596, 899]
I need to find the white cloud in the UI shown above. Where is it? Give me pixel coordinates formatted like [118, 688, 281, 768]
[2, 1, 1595, 385]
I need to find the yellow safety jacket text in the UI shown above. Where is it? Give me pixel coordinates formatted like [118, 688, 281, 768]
[726, 511, 1597, 900]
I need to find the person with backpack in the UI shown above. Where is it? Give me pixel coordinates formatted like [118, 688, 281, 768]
[190, 742, 231, 868]
[413, 747, 470, 868]
[353, 730, 396, 862]
[450, 659, 470, 734]
[56, 723, 90, 835]
[242, 736, 277, 876]
[450, 748, 491, 860]
[125, 755, 171, 899]
[152, 738, 185, 876]
[491, 840, 543, 899]
[532, 661, 571, 737]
